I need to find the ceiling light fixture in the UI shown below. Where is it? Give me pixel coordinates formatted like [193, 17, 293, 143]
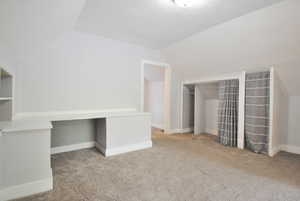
[173, 0, 194, 7]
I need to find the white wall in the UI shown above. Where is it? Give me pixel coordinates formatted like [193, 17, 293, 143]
[270, 69, 289, 155]
[194, 85, 205, 134]
[144, 80, 164, 128]
[15, 31, 161, 114]
[205, 99, 219, 135]
[162, 0, 300, 130]
[287, 96, 300, 147]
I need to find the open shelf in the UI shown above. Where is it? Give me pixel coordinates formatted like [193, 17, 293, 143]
[0, 97, 13, 101]
[0, 68, 13, 121]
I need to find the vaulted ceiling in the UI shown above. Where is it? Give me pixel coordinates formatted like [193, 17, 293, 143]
[76, 0, 284, 49]
[0, 0, 86, 53]
[0, 0, 285, 52]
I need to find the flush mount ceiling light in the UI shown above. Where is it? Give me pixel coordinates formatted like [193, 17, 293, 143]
[173, 0, 194, 7]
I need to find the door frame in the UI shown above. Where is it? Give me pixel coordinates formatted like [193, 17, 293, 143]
[180, 71, 246, 149]
[141, 60, 171, 133]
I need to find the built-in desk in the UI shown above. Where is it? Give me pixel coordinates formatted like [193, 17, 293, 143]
[0, 110, 152, 201]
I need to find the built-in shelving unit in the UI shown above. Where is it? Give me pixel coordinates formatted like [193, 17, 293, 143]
[0, 68, 13, 121]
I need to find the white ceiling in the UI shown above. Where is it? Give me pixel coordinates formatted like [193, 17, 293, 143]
[76, 0, 284, 49]
[0, 0, 285, 51]
[0, 0, 86, 54]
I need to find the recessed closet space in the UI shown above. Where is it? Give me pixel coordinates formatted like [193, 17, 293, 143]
[182, 76, 242, 148]
[194, 82, 219, 136]
[182, 85, 195, 132]
[182, 82, 220, 137]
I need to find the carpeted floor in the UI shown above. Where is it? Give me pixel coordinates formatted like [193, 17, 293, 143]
[14, 133, 300, 201]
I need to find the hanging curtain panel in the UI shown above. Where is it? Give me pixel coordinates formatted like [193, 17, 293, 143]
[245, 71, 270, 154]
[218, 79, 239, 147]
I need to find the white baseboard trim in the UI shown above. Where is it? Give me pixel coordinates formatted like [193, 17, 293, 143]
[205, 128, 218, 136]
[151, 124, 164, 130]
[269, 146, 281, 157]
[280, 144, 300, 155]
[96, 141, 152, 157]
[181, 128, 194, 133]
[51, 141, 95, 155]
[0, 172, 53, 201]
[165, 128, 193, 134]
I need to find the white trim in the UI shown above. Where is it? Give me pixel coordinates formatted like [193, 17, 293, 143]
[205, 128, 218, 136]
[51, 141, 95, 155]
[269, 144, 300, 156]
[238, 71, 246, 149]
[0, 173, 53, 201]
[142, 60, 170, 68]
[181, 127, 194, 133]
[280, 145, 300, 155]
[269, 146, 281, 157]
[164, 128, 178, 134]
[180, 81, 184, 130]
[141, 59, 171, 132]
[165, 128, 193, 134]
[268, 67, 274, 156]
[13, 108, 137, 121]
[151, 123, 164, 130]
[182, 72, 243, 85]
[194, 84, 201, 135]
[97, 141, 153, 157]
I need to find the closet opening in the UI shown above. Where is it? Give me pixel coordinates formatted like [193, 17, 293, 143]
[183, 82, 220, 138]
[181, 73, 245, 149]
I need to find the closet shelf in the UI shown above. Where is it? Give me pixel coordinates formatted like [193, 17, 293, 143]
[0, 97, 13, 101]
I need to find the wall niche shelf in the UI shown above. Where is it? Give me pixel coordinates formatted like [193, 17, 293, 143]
[0, 68, 13, 121]
[0, 97, 13, 101]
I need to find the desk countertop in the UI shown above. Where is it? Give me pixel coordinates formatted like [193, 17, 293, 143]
[0, 109, 151, 133]
[0, 119, 53, 133]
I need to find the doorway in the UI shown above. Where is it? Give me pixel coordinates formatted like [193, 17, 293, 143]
[141, 60, 171, 133]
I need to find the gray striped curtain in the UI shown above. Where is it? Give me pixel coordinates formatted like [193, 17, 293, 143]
[218, 80, 239, 147]
[245, 71, 270, 154]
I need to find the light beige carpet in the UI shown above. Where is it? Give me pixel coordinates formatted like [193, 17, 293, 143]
[14, 133, 300, 201]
